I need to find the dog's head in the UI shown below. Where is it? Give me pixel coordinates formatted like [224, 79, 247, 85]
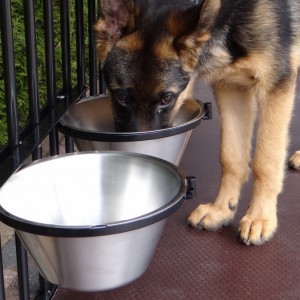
[94, 0, 220, 131]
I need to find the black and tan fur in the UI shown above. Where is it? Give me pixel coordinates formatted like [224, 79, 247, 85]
[95, 0, 300, 245]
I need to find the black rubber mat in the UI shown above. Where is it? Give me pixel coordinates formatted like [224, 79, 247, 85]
[54, 76, 300, 299]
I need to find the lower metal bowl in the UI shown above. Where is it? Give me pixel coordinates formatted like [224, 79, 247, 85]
[0, 152, 186, 291]
[58, 95, 207, 165]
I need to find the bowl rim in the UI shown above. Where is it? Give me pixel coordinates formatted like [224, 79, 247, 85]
[57, 95, 206, 142]
[0, 152, 187, 237]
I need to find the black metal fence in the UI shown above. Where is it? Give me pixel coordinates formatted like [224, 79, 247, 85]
[0, 1, 103, 298]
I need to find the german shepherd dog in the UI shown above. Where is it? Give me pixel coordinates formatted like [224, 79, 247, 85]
[94, 0, 300, 245]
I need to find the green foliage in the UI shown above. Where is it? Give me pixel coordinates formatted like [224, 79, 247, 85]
[0, 0, 90, 148]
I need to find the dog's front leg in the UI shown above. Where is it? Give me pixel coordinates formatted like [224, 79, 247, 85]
[239, 82, 296, 245]
[188, 86, 256, 231]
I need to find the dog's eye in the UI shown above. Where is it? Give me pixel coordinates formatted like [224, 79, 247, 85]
[159, 93, 174, 107]
[114, 92, 130, 107]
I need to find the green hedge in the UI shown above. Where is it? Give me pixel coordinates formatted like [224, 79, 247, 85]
[0, 0, 90, 148]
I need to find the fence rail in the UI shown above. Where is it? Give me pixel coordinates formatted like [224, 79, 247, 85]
[0, 1, 102, 298]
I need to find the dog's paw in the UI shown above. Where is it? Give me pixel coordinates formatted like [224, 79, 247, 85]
[187, 203, 235, 231]
[239, 212, 277, 246]
[289, 150, 300, 170]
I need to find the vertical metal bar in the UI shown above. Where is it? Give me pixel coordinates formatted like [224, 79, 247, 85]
[44, 0, 59, 156]
[15, 235, 30, 300]
[36, 274, 57, 300]
[60, 0, 72, 93]
[0, 0, 19, 150]
[88, 0, 97, 95]
[23, 0, 40, 125]
[43, 0, 57, 108]
[39, 2, 59, 295]
[38, 276, 48, 298]
[23, 0, 42, 161]
[64, 135, 74, 153]
[75, 0, 86, 89]
[60, 0, 74, 153]
[97, 2, 106, 94]
[0, 237, 6, 300]
[1, 2, 30, 299]
[32, 141, 43, 161]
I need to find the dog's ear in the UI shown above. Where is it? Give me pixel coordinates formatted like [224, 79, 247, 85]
[171, 0, 221, 72]
[94, 0, 135, 62]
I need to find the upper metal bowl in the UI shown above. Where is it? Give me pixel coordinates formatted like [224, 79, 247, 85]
[58, 94, 207, 142]
[57, 95, 209, 165]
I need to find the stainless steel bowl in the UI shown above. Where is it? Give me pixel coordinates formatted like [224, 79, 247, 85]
[0, 152, 186, 291]
[58, 95, 207, 165]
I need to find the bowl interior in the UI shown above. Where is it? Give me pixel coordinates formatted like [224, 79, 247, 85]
[0, 153, 184, 228]
[59, 95, 204, 135]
